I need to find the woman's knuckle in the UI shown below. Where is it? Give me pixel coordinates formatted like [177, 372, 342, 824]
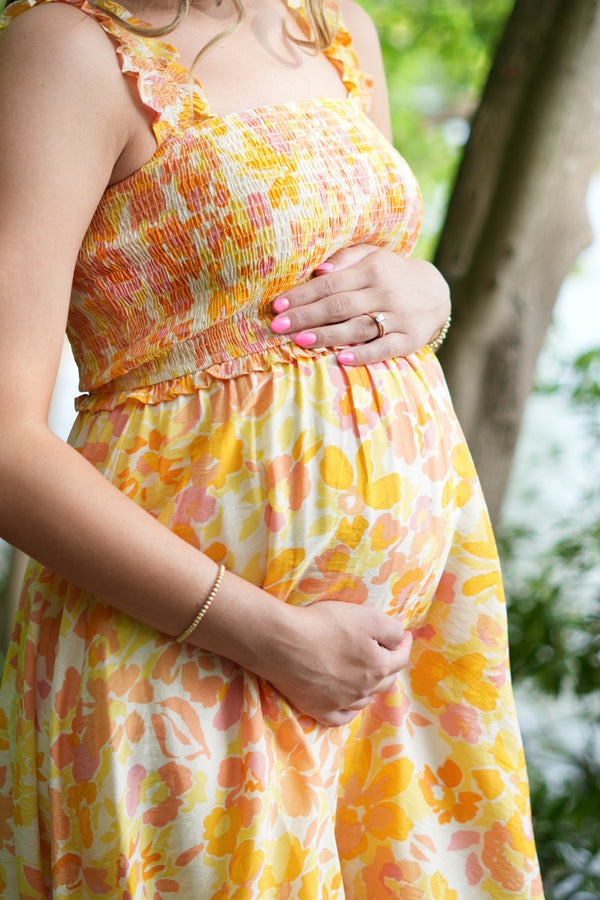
[379, 337, 398, 359]
[371, 660, 388, 682]
[326, 294, 348, 319]
[354, 317, 372, 342]
[368, 252, 387, 280]
[293, 307, 310, 328]
[317, 273, 337, 295]
[367, 258, 381, 281]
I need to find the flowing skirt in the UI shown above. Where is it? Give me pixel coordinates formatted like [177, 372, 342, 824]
[0, 351, 543, 898]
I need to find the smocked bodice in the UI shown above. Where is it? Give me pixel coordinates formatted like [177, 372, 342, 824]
[1, 0, 423, 405]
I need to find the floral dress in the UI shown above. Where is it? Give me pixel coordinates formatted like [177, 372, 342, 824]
[0, 0, 544, 897]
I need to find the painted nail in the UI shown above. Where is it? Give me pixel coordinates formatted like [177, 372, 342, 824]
[273, 297, 289, 313]
[337, 351, 355, 365]
[270, 316, 291, 333]
[295, 332, 317, 347]
[314, 262, 335, 272]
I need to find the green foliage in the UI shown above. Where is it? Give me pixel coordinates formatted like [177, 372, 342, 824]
[530, 753, 600, 900]
[363, 0, 513, 240]
[537, 347, 600, 417]
[501, 525, 600, 697]
[571, 347, 600, 408]
[499, 347, 600, 899]
[501, 525, 600, 897]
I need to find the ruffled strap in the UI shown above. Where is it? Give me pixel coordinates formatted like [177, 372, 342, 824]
[285, 0, 374, 113]
[0, 0, 199, 143]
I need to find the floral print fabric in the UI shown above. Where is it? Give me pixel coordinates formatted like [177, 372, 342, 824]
[0, 0, 543, 897]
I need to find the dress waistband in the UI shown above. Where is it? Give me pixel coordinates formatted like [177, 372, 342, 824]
[99, 317, 297, 392]
[74, 320, 334, 413]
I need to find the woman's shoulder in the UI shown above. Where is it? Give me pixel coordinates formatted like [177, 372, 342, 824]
[0, 0, 136, 188]
[0, 0, 149, 86]
[339, 1, 383, 67]
[0, 1, 122, 81]
[2, 0, 100, 38]
[339, 2, 378, 36]
[0, 0, 132, 126]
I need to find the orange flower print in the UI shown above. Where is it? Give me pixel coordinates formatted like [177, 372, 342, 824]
[360, 846, 423, 900]
[419, 760, 482, 826]
[297, 546, 369, 603]
[482, 821, 526, 893]
[267, 454, 312, 513]
[410, 648, 499, 713]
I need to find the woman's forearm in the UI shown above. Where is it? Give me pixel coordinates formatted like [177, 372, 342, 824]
[0, 423, 411, 725]
[0, 422, 284, 658]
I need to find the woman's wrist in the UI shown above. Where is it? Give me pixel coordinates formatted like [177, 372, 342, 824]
[185, 568, 297, 676]
[176, 563, 226, 642]
[427, 312, 452, 352]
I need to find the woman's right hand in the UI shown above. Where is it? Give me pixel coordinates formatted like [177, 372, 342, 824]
[249, 599, 413, 727]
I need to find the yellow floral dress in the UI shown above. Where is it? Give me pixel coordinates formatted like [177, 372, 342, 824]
[0, 0, 544, 897]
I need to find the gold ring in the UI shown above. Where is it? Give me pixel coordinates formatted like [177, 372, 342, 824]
[366, 311, 386, 340]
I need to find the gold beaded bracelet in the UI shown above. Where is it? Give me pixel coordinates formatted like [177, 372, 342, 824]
[427, 313, 452, 353]
[176, 564, 226, 643]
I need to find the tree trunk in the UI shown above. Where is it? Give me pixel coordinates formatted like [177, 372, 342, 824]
[435, 0, 600, 524]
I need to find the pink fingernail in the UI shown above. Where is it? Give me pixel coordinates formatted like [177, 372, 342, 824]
[314, 262, 334, 272]
[273, 297, 289, 313]
[270, 316, 291, 334]
[337, 351, 355, 365]
[295, 332, 317, 347]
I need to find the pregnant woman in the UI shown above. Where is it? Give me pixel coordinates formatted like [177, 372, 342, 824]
[0, 0, 543, 896]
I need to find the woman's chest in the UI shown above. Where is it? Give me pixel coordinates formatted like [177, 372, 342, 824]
[84, 99, 423, 297]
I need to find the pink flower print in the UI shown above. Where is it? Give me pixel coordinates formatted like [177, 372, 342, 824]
[172, 484, 217, 526]
[338, 487, 365, 516]
[247, 192, 273, 230]
[409, 494, 433, 533]
[439, 703, 483, 745]
[125, 764, 147, 817]
[264, 503, 287, 533]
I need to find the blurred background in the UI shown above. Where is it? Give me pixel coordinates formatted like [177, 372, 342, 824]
[1, 1, 599, 895]
[368, 3, 600, 894]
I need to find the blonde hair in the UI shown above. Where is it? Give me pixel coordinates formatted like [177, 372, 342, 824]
[88, 0, 338, 62]
[85, 0, 338, 116]
[85, 0, 338, 117]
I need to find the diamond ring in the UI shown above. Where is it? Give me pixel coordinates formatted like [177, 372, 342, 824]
[366, 312, 386, 340]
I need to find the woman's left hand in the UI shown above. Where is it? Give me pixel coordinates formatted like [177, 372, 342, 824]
[270, 244, 451, 365]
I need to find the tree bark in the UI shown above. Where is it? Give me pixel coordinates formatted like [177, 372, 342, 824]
[435, 0, 600, 525]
